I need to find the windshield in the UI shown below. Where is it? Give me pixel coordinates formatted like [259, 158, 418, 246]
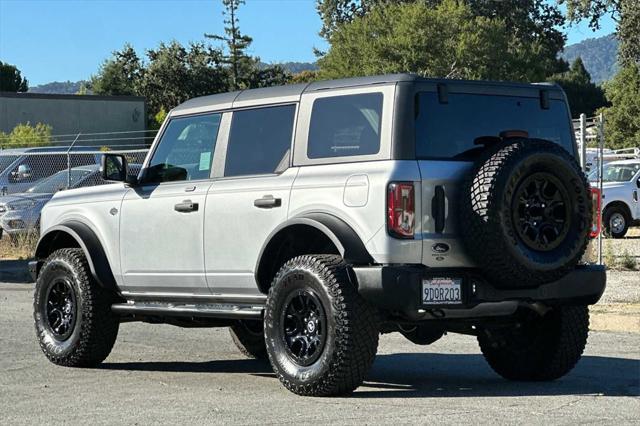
[415, 92, 574, 159]
[26, 169, 94, 193]
[0, 155, 18, 173]
[589, 163, 640, 182]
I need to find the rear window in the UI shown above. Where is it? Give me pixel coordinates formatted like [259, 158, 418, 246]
[415, 92, 574, 159]
[307, 93, 382, 159]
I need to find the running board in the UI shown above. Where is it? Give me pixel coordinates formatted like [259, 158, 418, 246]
[111, 301, 263, 320]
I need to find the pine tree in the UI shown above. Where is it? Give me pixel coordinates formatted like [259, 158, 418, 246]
[205, 0, 254, 90]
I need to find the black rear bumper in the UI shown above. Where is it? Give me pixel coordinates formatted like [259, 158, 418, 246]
[353, 264, 606, 317]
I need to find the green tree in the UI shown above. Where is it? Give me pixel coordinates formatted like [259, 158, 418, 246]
[600, 64, 640, 149]
[291, 70, 320, 84]
[561, 0, 639, 65]
[0, 122, 52, 148]
[0, 61, 28, 92]
[318, 0, 558, 82]
[317, 0, 567, 74]
[206, 0, 254, 90]
[91, 44, 144, 95]
[140, 41, 228, 116]
[549, 58, 608, 117]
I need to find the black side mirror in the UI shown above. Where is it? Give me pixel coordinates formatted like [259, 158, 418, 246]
[101, 154, 136, 184]
[636, 177, 640, 189]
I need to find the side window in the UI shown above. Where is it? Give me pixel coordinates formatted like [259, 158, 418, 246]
[10, 154, 66, 183]
[307, 93, 383, 159]
[144, 113, 221, 184]
[224, 104, 296, 177]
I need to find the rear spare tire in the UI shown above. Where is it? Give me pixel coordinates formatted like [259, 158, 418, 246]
[459, 139, 591, 288]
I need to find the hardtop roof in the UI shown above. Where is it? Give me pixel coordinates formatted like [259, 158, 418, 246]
[171, 73, 561, 115]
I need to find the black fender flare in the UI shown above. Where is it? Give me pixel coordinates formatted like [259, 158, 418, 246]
[254, 212, 373, 288]
[34, 221, 118, 292]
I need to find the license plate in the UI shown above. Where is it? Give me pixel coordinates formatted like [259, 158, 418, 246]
[422, 277, 462, 305]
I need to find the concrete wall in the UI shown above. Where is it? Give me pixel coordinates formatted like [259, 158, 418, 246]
[0, 92, 146, 146]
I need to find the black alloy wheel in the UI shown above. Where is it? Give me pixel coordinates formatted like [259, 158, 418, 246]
[513, 172, 571, 252]
[44, 278, 77, 341]
[281, 290, 327, 366]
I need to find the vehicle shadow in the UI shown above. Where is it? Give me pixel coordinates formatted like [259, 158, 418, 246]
[100, 352, 639, 398]
[354, 353, 640, 398]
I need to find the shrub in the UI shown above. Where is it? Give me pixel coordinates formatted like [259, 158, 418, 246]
[0, 122, 52, 148]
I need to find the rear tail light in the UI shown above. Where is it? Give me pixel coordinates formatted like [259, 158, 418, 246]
[387, 182, 415, 239]
[590, 187, 601, 238]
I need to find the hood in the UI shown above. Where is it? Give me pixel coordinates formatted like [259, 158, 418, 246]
[598, 182, 630, 190]
[47, 182, 127, 207]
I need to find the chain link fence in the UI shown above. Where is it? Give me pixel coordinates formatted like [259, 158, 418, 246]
[574, 113, 640, 267]
[0, 130, 154, 242]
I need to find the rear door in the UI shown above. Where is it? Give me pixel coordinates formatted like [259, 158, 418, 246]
[414, 88, 576, 267]
[204, 104, 297, 296]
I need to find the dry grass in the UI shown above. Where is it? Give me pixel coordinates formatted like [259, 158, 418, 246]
[599, 228, 640, 271]
[0, 232, 37, 260]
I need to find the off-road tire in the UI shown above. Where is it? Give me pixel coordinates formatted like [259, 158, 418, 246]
[264, 255, 379, 396]
[34, 248, 119, 367]
[230, 320, 267, 360]
[478, 305, 589, 381]
[603, 205, 630, 238]
[460, 138, 591, 288]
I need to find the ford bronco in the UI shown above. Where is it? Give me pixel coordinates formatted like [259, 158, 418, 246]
[30, 74, 605, 396]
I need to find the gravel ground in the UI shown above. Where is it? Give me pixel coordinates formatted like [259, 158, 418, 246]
[600, 271, 640, 304]
[1, 283, 639, 425]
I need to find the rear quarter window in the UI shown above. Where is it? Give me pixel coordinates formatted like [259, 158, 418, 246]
[415, 92, 575, 159]
[307, 93, 383, 159]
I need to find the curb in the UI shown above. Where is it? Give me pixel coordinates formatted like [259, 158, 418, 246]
[0, 260, 32, 284]
[590, 304, 640, 334]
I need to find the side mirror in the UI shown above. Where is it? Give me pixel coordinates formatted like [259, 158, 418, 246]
[637, 177, 640, 189]
[101, 154, 136, 184]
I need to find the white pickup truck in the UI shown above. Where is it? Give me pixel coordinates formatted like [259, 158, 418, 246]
[590, 159, 640, 238]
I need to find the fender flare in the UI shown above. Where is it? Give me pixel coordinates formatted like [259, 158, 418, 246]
[254, 212, 373, 288]
[34, 221, 118, 292]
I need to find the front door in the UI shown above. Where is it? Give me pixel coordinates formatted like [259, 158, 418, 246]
[119, 112, 222, 295]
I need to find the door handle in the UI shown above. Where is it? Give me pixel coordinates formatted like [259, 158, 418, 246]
[254, 196, 281, 209]
[174, 200, 199, 212]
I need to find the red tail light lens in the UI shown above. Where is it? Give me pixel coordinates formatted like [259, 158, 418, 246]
[387, 182, 415, 239]
[590, 187, 601, 238]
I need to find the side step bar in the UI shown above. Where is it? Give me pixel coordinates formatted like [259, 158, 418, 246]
[111, 301, 263, 320]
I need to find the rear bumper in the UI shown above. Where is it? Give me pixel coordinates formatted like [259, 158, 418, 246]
[353, 264, 606, 318]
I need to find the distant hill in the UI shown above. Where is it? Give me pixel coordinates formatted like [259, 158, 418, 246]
[29, 81, 87, 94]
[561, 34, 618, 83]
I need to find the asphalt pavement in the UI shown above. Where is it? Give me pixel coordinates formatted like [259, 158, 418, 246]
[1, 282, 639, 425]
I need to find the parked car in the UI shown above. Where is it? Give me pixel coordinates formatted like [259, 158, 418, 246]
[0, 146, 99, 195]
[0, 148, 27, 174]
[589, 159, 640, 238]
[30, 74, 604, 396]
[0, 163, 141, 241]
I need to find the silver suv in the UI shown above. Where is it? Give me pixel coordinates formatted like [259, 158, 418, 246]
[30, 74, 605, 396]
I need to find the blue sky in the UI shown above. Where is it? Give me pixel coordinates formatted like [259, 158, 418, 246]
[0, 0, 616, 86]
